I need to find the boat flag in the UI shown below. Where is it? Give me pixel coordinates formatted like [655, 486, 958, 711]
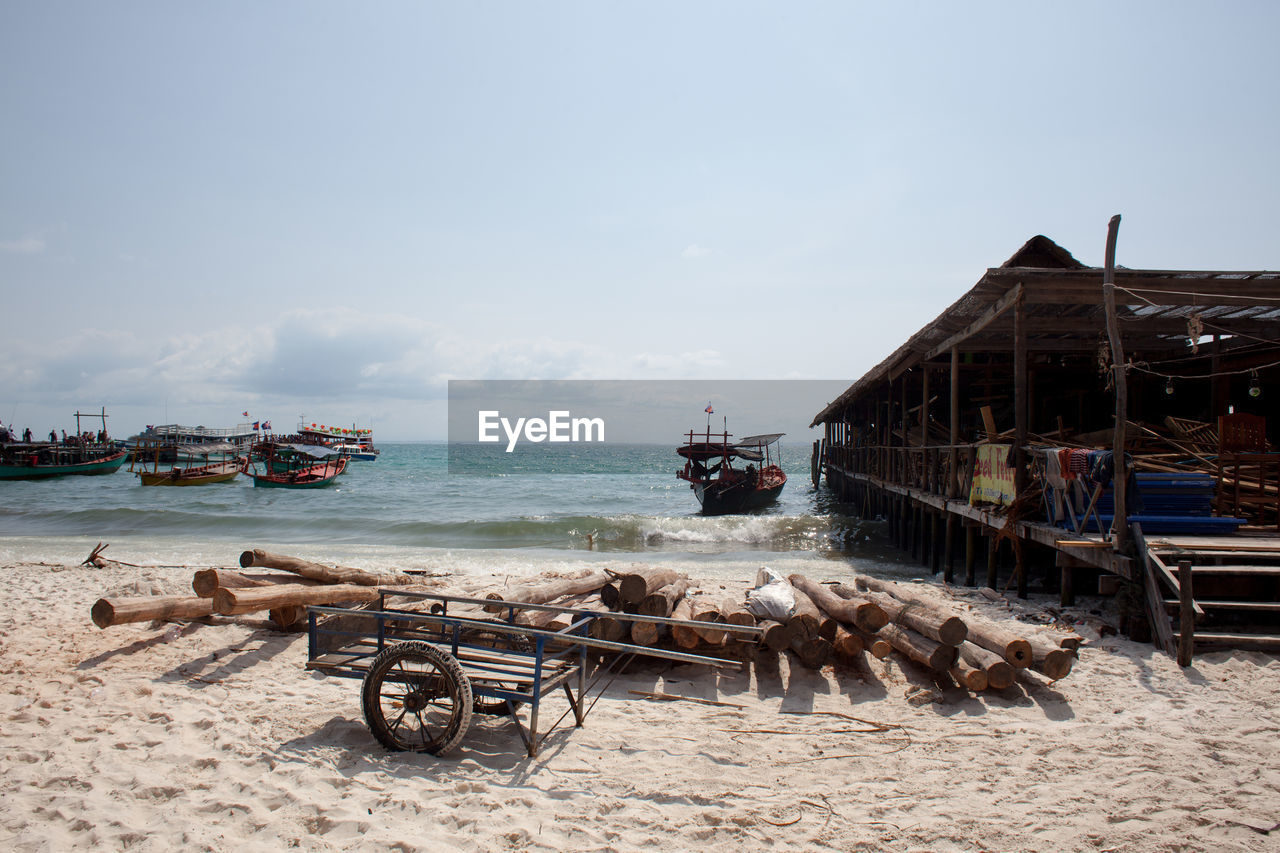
[242, 411, 249, 417]
[252, 421, 260, 431]
[705, 403, 714, 414]
[262, 420, 271, 431]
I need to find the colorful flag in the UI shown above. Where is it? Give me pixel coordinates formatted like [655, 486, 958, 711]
[704, 403, 714, 414]
[242, 411, 250, 417]
[252, 421, 260, 431]
[262, 420, 271, 431]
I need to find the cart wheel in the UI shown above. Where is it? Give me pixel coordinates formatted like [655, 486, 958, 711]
[360, 642, 472, 755]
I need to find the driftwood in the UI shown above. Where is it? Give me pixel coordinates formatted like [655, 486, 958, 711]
[239, 549, 412, 586]
[618, 568, 684, 605]
[92, 595, 214, 629]
[840, 585, 967, 646]
[213, 583, 381, 616]
[483, 569, 613, 614]
[790, 574, 888, 633]
[959, 641, 1015, 689]
[880, 623, 958, 672]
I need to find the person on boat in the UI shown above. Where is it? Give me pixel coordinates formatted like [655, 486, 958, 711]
[50, 429, 58, 443]
[23, 428, 32, 443]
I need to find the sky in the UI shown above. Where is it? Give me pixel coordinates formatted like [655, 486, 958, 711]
[2, 2, 1277, 441]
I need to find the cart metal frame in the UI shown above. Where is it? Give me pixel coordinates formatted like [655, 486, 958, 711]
[306, 588, 762, 757]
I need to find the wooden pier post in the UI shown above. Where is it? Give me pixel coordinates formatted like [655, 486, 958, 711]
[1177, 559, 1195, 666]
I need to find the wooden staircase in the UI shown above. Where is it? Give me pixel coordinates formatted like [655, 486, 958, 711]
[1135, 525, 1280, 663]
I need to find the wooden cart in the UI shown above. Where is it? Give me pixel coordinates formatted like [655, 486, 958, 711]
[306, 589, 761, 757]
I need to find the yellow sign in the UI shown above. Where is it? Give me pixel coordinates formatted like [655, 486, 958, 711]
[969, 444, 1016, 506]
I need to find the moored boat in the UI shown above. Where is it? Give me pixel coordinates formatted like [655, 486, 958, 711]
[131, 437, 242, 486]
[676, 427, 787, 515]
[0, 409, 127, 480]
[296, 420, 380, 461]
[245, 443, 347, 489]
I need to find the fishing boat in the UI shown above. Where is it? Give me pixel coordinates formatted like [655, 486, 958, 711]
[244, 443, 347, 489]
[130, 437, 242, 486]
[676, 427, 787, 515]
[0, 409, 128, 480]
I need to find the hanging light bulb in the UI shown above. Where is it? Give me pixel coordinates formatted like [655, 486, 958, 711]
[1164, 376, 1175, 395]
[1249, 369, 1262, 398]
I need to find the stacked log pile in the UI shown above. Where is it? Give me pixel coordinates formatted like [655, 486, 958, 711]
[91, 549, 424, 631]
[88, 550, 1083, 695]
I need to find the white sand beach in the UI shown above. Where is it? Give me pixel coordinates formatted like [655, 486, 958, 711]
[2, 558, 1279, 852]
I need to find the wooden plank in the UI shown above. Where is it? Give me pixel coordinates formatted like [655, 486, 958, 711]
[1190, 566, 1280, 576]
[1193, 633, 1280, 650]
[1163, 599, 1280, 613]
[1133, 524, 1176, 658]
[923, 283, 1024, 361]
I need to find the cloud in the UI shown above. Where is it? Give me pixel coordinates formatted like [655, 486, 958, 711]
[681, 243, 711, 259]
[0, 236, 46, 254]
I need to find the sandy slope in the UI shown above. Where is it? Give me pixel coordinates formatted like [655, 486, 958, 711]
[1, 561, 1278, 852]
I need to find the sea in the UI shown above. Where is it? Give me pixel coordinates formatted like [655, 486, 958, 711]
[0, 443, 927, 585]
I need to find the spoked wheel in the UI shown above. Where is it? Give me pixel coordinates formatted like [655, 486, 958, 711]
[360, 642, 472, 755]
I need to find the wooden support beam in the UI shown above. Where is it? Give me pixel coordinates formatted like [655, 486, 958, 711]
[923, 283, 1024, 361]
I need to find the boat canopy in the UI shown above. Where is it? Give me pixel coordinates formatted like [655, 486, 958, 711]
[737, 433, 785, 446]
[279, 443, 341, 458]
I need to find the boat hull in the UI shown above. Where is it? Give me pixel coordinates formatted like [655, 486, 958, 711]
[250, 458, 347, 488]
[137, 462, 241, 486]
[0, 450, 128, 480]
[694, 479, 786, 515]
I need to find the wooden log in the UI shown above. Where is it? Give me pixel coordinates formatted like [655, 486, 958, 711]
[718, 595, 756, 627]
[787, 585, 826, 640]
[757, 619, 795, 652]
[880, 623, 957, 672]
[790, 574, 888, 633]
[638, 578, 691, 617]
[949, 659, 989, 692]
[239, 549, 412, 586]
[959, 641, 1015, 689]
[618, 568, 683, 605]
[483, 569, 613, 614]
[1029, 640, 1074, 680]
[687, 595, 729, 644]
[670, 598, 701, 648]
[629, 618, 666, 647]
[789, 635, 832, 669]
[839, 585, 967, 646]
[213, 583, 381, 616]
[92, 595, 214, 629]
[964, 619, 1033, 668]
[600, 581, 622, 610]
[831, 625, 865, 661]
[589, 614, 628, 643]
[854, 626, 893, 659]
[192, 569, 320, 598]
[268, 606, 307, 631]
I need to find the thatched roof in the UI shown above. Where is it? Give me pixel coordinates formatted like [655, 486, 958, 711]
[811, 236, 1280, 425]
